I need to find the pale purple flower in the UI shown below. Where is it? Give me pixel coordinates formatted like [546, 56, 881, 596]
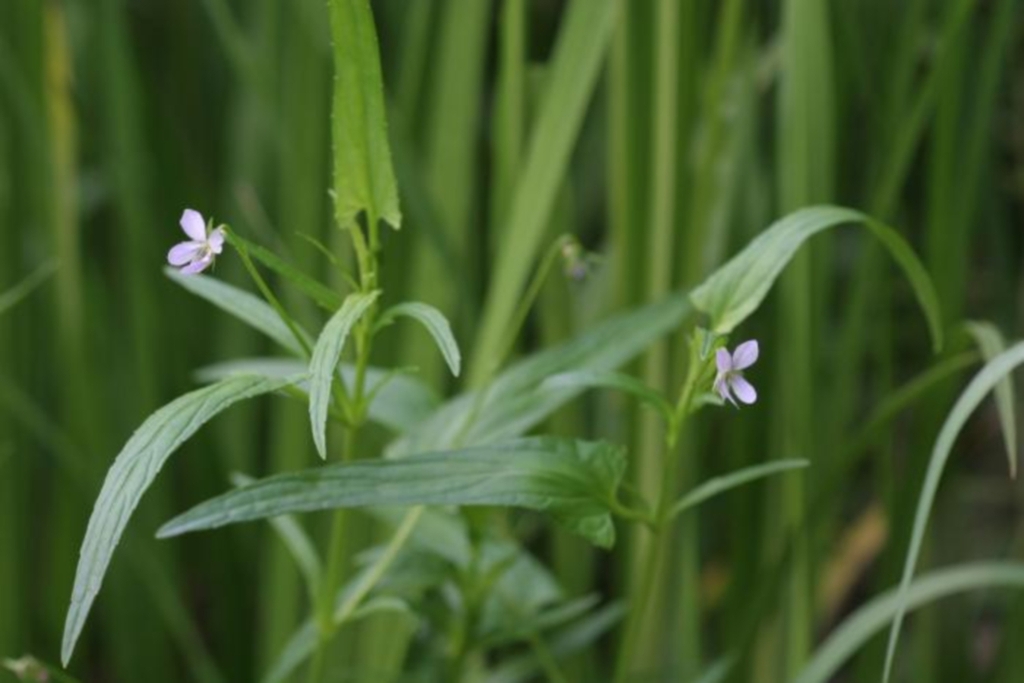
[167, 208, 225, 275]
[713, 340, 758, 406]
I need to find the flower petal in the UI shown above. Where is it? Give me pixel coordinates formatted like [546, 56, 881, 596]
[207, 227, 226, 254]
[716, 348, 733, 373]
[179, 252, 214, 275]
[729, 375, 757, 404]
[731, 340, 759, 370]
[714, 375, 735, 406]
[167, 241, 203, 266]
[180, 209, 207, 241]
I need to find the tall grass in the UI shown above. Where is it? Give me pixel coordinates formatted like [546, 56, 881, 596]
[1, 1, 1022, 682]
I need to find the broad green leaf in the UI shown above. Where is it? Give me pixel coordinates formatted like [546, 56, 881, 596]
[197, 358, 439, 432]
[0, 260, 56, 318]
[389, 293, 691, 455]
[669, 459, 809, 519]
[308, 290, 380, 458]
[965, 321, 1017, 477]
[544, 370, 673, 422]
[330, 0, 401, 230]
[166, 268, 311, 356]
[469, 0, 617, 383]
[160, 437, 627, 548]
[231, 473, 321, 605]
[378, 302, 461, 376]
[61, 374, 299, 665]
[796, 562, 1024, 683]
[689, 205, 943, 352]
[883, 342, 1024, 682]
[225, 231, 344, 311]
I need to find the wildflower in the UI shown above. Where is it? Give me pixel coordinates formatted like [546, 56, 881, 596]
[167, 209, 225, 275]
[713, 340, 758, 406]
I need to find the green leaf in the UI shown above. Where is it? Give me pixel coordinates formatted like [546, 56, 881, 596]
[480, 594, 601, 647]
[965, 321, 1017, 477]
[61, 374, 299, 666]
[308, 290, 380, 458]
[329, 0, 401, 230]
[544, 370, 673, 422]
[468, 0, 617, 384]
[689, 205, 943, 352]
[378, 302, 461, 376]
[390, 292, 691, 455]
[882, 342, 1024, 682]
[230, 473, 321, 606]
[160, 437, 627, 548]
[796, 562, 1024, 683]
[166, 268, 311, 356]
[197, 358, 439, 433]
[669, 460, 809, 519]
[225, 231, 344, 311]
[0, 260, 56, 318]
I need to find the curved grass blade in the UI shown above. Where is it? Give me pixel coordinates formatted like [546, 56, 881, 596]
[166, 268, 311, 355]
[795, 562, 1024, 683]
[669, 460, 809, 520]
[308, 290, 380, 458]
[882, 342, 1024, 682]
[0, 260, 56, 318]
[965, 321, 1017, 477]
[61, 374, 300, 665]
[378, 302, 461, 376]
[544, 370, 673, 423]
[160, 437, 627, 548]
[689, 205, 943, 352]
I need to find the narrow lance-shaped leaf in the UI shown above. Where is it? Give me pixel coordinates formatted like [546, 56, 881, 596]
[378, 302, 461, 376]
[61, 374, 300, 665]
[166, 268, 311, 356]
[689, 205, 943, 352]
[965, 321, 1017, 477]
[225, 231, 344, 311]
[544, 370, 673, 422]
[309, 290, 380, 458]
[669, 460, 809, 519]
[882, 342, 1024, 682]
[160, 437, 627, 549]
[330, 0, 401, 230]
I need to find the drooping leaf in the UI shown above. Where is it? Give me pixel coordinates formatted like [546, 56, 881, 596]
[160, 437, 627, 548]
[669, 459, 809, 519]
[166, 268, 311, 356]
[882, 342, 1024, 682]
[389, 293, 691, 456]
[61, 374, 299, 665]
[197, 358, 438, 433]
[796, 562, 1024, 683]
[965, 321, 1017, 477]
[225, 231, 344, 311]
[308, 290, 380, 458]
[544, 370, 673, 422]
[330, 0, 401, 230]
[689, 205, 943, 352]
[377, 302, 461, 376]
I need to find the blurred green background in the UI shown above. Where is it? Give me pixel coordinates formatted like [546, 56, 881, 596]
[2, 0, 1023, 681]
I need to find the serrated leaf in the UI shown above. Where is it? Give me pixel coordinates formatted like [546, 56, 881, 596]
[690, 205, 943, 352]
[308, 291, 380, 458]
[378, 302, 461, 376]
[160, 437, 626, 548]
[965, 321, 1017, 477]
[197, 358, 439, 433]
[669, 460, 809, 519]
[330, 0, 401, 230]
[544, 370, 672, 422]
[61, 374, 299, 665]
[883, 342, 1024, 682]
[796, 562, 1024, 683]
[166, 268, 311, 356]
